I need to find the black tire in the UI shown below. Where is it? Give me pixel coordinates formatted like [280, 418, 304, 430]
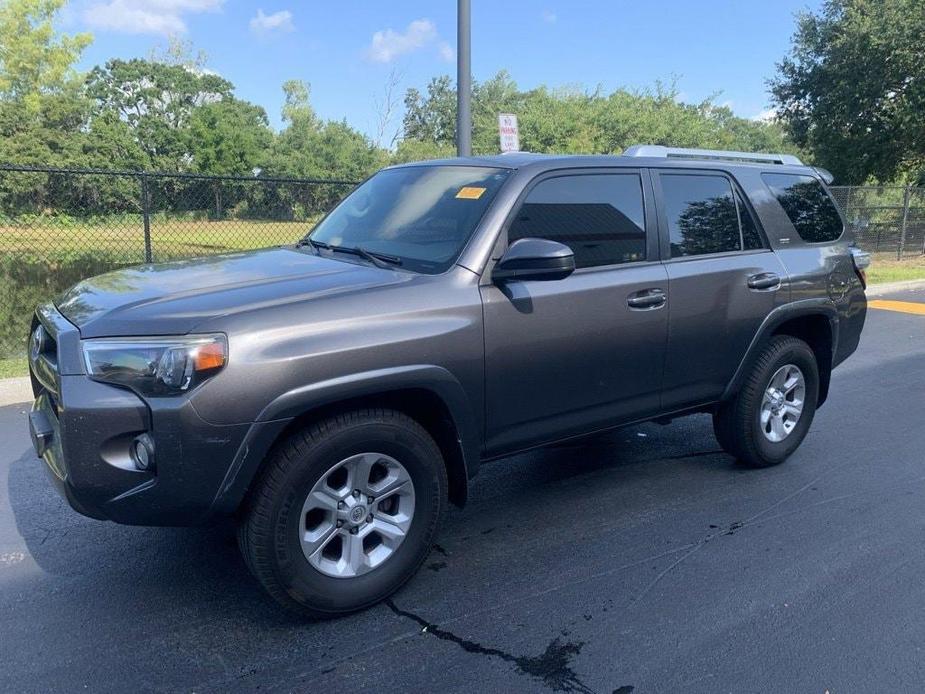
[238, 408, 447, 618]
[713, 335, 819, 468]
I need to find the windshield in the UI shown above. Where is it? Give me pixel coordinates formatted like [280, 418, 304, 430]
[306, 165, 511, 274]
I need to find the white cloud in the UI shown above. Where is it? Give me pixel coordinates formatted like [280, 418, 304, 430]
[83, 0, 223, 35]
[753, 108, 778, 123]
[367, 18, 447, 63]
[249, 9, 294, 36]
[541, 9, 557, 23]
[438, 41, 454, 62]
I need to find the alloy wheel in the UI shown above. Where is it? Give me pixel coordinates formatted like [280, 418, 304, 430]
[299, 453, 415, 578]
[760, 364, 805, 443]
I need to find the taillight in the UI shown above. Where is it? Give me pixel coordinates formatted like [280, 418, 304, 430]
[850, 247, 871, 289]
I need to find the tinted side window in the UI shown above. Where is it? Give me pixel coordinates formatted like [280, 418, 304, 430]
[661, 174, 741, 257]
[508, 174, 646, 268]
[736, 189, 764, 250]
[762, 173, 843, 242]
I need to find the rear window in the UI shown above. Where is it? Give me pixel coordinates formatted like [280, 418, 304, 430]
[660, 174, 743, 257]
[762, 173, 843, 243]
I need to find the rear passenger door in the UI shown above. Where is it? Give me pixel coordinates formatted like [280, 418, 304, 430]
[653, 170, 789, 410]
[481, 170, 668, 455]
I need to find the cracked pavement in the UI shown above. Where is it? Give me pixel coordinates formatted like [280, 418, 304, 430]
[2, 289, 925, 693]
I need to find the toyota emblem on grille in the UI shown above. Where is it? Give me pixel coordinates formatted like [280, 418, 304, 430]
[30, 324, 46, 361]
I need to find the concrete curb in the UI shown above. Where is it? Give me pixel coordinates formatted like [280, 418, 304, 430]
[865, 279, 925, 297]
[0, 377, 31, 407]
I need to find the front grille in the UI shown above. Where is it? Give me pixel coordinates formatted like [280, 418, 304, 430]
[29, 313, 61, 408]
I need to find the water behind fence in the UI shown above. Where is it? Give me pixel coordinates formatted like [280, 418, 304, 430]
[0, 164, 356, 366]
[0, 165, 922, 367]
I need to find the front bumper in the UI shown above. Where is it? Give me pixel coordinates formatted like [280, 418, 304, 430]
[27, 305, 261, 526]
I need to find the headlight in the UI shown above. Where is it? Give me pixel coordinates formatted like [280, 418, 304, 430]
[82, 334, 227, 396]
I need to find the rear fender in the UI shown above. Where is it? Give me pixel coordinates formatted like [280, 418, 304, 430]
[721, 299, 838, 403]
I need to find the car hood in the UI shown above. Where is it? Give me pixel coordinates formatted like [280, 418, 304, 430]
[56, 247, 408, 338]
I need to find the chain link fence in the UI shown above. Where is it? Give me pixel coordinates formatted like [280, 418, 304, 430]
[0, 164, 357, 372]
[830, 185, 925, 258]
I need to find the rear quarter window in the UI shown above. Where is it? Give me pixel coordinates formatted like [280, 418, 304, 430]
[762, 173, 843, 243]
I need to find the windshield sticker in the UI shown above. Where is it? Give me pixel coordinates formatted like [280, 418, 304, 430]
[456, 186, 487, 200]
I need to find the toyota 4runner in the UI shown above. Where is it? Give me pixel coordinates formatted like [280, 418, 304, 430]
[28, 145, 868, 616]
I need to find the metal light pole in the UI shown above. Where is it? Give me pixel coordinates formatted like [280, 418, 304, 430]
[456, 0, 472, 157]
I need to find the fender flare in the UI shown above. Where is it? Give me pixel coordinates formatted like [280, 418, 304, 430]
[721, 299, 839, 403]
[212, 365, 480, 513]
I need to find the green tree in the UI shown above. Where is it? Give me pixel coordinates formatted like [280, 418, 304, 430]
[269, 80, 384, 181]
[770, 0, 925, 183]
[402, 76, 456, 145]
[261, 80, 384, 218]
[188, 99, 272, 176]
[86, 58, 234, 172]
[188, 98, 272, 217]
[0, 85, 144, 213]
[399, 72, 796, 159]
[392, 138, 455, 164]
[0, 0, 92, 112]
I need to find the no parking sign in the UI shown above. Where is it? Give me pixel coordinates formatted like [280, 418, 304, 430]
[498, 113, 520, 152]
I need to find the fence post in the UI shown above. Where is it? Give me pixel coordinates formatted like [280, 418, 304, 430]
[845, 186, 854, 240]
[140, 173, 152, 263]
[897, 185, 911, 261]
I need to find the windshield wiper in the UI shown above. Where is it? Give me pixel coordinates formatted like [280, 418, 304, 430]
[296, 237, 330, 253]
[297, 238, 401, 268]
[346, 246, 402, 268]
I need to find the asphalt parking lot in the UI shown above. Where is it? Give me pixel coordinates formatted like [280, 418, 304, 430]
[2, 288, 924, 694]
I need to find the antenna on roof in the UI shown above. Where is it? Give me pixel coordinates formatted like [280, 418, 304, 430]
[623, 144, 803, 167]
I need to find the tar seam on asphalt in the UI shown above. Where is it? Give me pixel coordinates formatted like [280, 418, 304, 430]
[630, 470, 846, 604]
[384, 599, 618, 694]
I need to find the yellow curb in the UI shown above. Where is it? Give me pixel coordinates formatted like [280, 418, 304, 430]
[868, 300, 925, 316]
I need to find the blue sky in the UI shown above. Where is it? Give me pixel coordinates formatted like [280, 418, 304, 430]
[61, 1, 822, 143]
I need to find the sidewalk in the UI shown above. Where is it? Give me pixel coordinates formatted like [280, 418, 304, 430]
[0, 377, 31, 407]
[865, 278, 925, 297]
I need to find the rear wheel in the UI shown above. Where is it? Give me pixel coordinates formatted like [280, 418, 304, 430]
[713, 335, 819, 468]
[238, 409, 446, 617]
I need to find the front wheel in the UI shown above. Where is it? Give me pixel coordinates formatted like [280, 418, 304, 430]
[713, 335, 819, 468]
[238, 409, 447, 617]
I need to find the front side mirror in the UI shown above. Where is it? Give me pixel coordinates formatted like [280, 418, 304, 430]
[492, 238, 576, 282]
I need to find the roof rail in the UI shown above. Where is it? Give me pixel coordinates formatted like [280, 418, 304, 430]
[623, 144, 803, 167]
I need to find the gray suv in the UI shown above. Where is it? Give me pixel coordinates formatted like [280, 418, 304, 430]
[27, 146, 868, 616]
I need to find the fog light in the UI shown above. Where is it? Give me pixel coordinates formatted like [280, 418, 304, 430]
[131, 434, 155, 471]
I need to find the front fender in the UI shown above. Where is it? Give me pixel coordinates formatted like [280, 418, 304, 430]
[210, 365, 481, 514]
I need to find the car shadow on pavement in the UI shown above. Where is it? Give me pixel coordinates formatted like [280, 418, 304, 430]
[5, 446, 308, 628]
[5, 414, 733, 629]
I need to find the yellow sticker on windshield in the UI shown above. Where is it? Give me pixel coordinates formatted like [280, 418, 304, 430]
[456, 186, 487, 200]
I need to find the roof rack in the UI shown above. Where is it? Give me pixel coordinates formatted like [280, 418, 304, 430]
[623, 144, 803, 167]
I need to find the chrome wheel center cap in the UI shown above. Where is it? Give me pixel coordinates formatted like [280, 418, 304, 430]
[349, 504, 367, 524]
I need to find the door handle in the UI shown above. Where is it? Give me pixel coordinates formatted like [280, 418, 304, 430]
[747, 272, 781, 291]
[627, 288, 666, 310]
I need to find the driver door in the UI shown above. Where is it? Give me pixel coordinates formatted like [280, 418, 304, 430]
[480, 170, 668, 456]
